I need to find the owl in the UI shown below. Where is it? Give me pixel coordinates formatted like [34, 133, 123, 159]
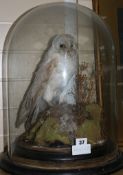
[15, 34, 78, 130]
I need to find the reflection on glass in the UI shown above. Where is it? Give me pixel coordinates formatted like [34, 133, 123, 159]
[2, 2, 117, 160]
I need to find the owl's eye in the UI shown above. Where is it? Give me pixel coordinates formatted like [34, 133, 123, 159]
[60, 44, 66, 48]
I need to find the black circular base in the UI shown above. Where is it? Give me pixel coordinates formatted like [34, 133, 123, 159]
[0, 151, 123, 175]
[14, 138, 116, 161]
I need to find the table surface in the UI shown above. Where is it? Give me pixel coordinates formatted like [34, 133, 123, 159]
[0, 168, 123, 175]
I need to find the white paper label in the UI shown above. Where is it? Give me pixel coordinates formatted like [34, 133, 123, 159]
[72, 138, 91, 156]
[76, 138, 87, 145]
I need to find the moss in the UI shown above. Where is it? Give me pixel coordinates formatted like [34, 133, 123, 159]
[34, 117, 70, 145]
[77, 119, 101, 144]
[86, 103, 102, 121]
[23, 104, 102, 146]
[77, 104, 102, 144]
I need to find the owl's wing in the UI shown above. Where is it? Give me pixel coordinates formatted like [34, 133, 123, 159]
[15, 56, 57, 128]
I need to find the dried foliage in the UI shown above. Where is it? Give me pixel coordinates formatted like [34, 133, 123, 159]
[78, 61, 96, 105]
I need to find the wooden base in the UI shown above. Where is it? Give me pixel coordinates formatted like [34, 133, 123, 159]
[13, 138, 117, 161]
[0, 138, 123, 175]
[0, 150, 123, 175]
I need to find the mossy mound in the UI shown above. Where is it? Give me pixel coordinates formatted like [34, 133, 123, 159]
[24, 104, 102, 146]
[34, 117, 70, 145]
[77, 104, 102, 144]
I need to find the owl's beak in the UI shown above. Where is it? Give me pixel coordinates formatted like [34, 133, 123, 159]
[67, 49, 71, 54]
[67, 49, 73, 57]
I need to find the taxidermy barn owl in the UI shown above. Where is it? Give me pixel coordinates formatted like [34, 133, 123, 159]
[15, 34, 78, 130]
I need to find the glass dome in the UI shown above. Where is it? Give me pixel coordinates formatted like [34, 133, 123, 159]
[0, 2, 122, 175]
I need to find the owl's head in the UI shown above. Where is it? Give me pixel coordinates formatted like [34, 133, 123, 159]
[51, 34, 77, 54]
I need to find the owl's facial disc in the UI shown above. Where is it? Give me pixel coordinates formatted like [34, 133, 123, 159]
[52, 34, 77, 55]
[59, 41, 76, 51]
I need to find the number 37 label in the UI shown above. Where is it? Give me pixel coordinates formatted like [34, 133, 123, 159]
[72, 138, 91, 156]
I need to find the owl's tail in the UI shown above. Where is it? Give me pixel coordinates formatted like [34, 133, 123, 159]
[15, 94, 32, 128]
[15, 94, 48, 130]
